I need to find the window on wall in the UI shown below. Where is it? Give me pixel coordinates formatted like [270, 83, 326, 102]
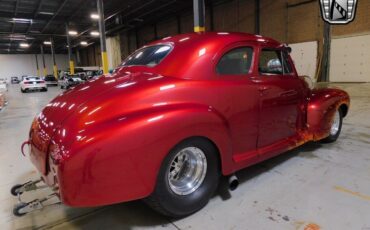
[259, 49, 292, 75]
[216, 47, 253, 75]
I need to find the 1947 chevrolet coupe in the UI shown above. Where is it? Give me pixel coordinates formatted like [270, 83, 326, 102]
[15, 32, 349, 217]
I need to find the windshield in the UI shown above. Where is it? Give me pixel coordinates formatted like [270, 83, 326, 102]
[122, 45, 172, 67]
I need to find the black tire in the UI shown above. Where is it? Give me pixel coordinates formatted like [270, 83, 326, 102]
[21, 88, 25, 93]
[10, 184, 23, 196]
[145, 138, 220, 218]
[42, 87, 48, 92]
[13, 202, 28, 217]
[321, 109, 343, 143]
[60, 85, 64, 89]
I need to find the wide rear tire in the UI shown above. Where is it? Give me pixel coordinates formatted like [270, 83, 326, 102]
[145, 138, 220, 218]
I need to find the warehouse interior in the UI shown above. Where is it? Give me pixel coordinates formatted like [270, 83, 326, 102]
[0, 0, 369, 229]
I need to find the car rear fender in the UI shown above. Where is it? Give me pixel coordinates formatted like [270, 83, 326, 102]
[307, 87, 350, 141]
[53, 103, 233, 206]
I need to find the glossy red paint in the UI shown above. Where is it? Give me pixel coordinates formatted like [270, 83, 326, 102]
[26, 32, 349, 207]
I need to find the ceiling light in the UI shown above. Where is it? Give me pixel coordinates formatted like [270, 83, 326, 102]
[19, 43, 29, 48]
[11, 18, 32, 23]
[90, 31, 99, 36]
[90, 13, 99, 19]
[44, 41, 51, 45]
[38, 11, 54, 15]
[68, 30, 78, 36]
[80, 41, 88, 46]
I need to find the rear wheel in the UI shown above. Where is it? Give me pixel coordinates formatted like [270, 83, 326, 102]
[42, 87, 48, 92]
[21, 88, 26, 93]
[145, 138, 220, 218]
[321, 109, 343, 143]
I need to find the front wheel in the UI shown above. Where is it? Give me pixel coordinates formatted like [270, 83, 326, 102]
[321, 109, 343, 143]
[145, 138, 220, 218]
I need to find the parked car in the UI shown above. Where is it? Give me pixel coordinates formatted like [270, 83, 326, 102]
[16, 32, 350, 217]
[0, 78, 7, 91]
[86, 70, 103, 80]
[60, 74, 84, 89]
[20, 76, 47, 93]
[43, 75, 58, 86]
[11, 76, 20, 84]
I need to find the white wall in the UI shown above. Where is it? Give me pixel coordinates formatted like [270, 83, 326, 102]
[330, 34, 370, 82]
[290, 41, 318, 82]
[0, 54, 69, 80]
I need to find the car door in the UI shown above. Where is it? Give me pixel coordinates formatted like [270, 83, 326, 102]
[213, 44, 260, 166]
[255, 48, 305, 149]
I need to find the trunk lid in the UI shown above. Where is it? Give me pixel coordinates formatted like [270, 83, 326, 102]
[29, 73, 134, 174]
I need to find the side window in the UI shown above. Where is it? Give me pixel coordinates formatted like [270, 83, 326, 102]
[216, 47, 253, 75]
[259, 49, 293, 75]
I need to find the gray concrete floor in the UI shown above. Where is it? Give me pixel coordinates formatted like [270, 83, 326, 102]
[0, 83, 370, 230]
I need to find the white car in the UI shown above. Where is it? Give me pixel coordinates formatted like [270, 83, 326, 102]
[20, 76, 47, 93]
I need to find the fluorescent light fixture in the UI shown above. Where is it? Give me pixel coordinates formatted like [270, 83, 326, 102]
[90, 31, 100, 36]
[90, 13, 100, 19]
[68, 30, 78, 36]
[43, 41, 51, 45]
[11, 18, 32, 23]
[80, 41, 88, 46]
[38, 11, 54, 15]
[19, 43, 29, 48]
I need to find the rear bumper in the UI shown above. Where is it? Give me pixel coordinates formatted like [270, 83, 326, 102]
[23, 84, 47, 90]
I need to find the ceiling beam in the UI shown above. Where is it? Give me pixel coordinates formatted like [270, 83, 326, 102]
[41, 0, 69, 33]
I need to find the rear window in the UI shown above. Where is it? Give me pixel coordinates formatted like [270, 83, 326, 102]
[45, 76, 56, 81]
[26, 77, 39, 81]
[122, 45, 172, 67]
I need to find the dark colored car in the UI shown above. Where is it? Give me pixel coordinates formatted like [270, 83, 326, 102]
[44, 75, 58, 86]
[11, 77, 20, 84]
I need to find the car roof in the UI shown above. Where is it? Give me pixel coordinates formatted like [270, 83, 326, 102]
[148, 32, 281, 47]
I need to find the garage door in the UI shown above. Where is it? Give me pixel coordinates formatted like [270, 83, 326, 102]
[289, 41, 318, 82]
[330, 34, 370, 82]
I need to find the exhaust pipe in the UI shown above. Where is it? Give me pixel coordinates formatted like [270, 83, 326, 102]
[228, 174, 239, 191]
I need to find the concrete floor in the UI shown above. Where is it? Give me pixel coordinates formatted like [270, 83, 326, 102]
[0, 83, 370, 230]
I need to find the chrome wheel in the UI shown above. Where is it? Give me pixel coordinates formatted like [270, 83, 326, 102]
[167, 147, 207, 196]
[330, 110, 340, 136]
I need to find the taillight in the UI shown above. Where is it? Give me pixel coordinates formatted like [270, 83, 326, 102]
[24, 81, 32, 84]
[40, 81, 45, 83]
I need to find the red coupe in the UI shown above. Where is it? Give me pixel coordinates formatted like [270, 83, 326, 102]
[18, 32, 349, 217]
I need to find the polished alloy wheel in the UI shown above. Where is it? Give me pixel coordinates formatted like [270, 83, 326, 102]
[330, 110, 340, 136]
[168, 147, 207, 195]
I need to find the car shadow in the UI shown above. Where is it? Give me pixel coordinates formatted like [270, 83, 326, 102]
[216, 141, 323, 201]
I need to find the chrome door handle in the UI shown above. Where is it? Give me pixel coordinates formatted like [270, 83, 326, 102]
[280, 90, 297, 97]
[258, 86, 270, 92]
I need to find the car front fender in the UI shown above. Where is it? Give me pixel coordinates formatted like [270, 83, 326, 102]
[307, 87, 350, 141]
